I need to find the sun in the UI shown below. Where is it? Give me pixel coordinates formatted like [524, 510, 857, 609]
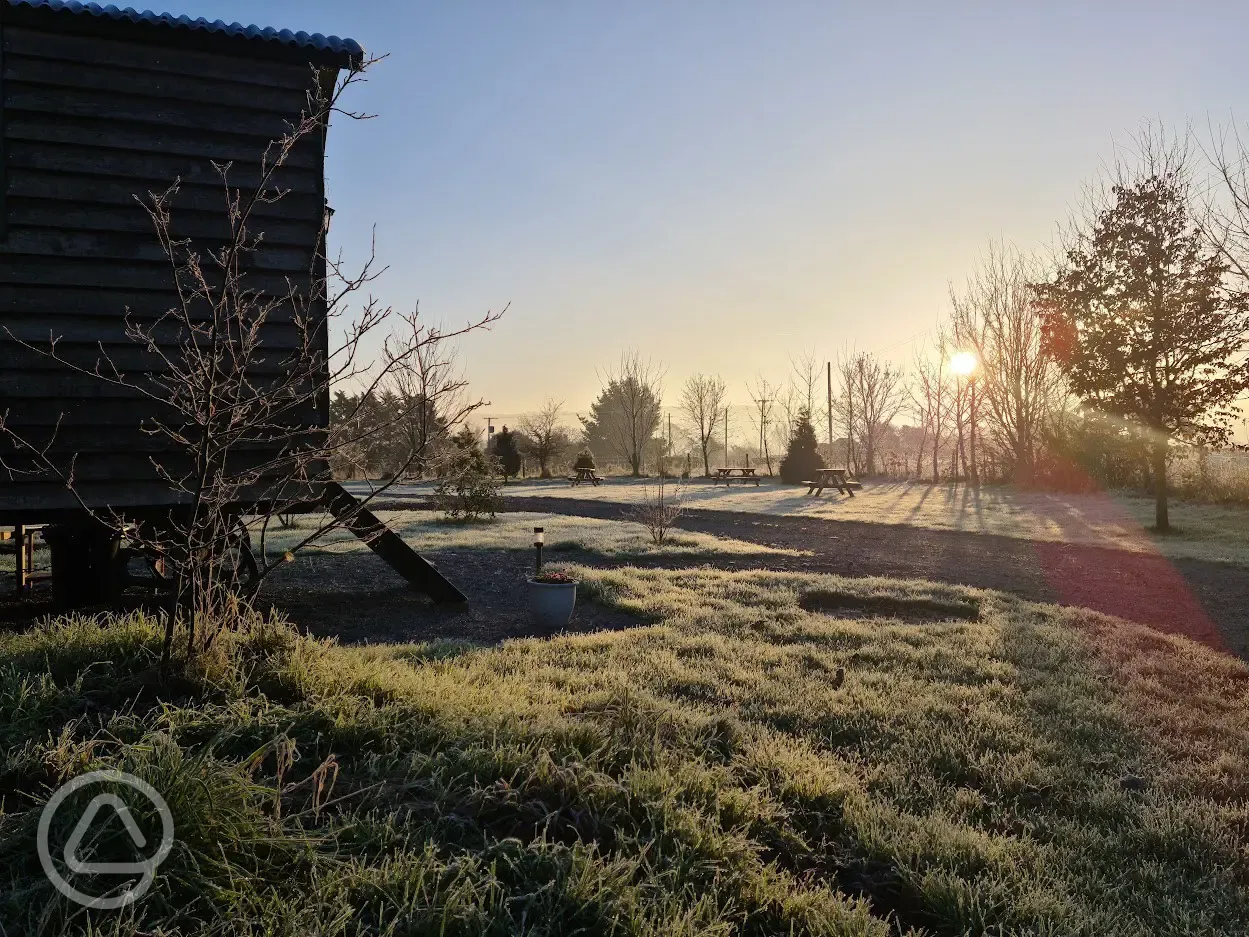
[950, 351, 978, 376]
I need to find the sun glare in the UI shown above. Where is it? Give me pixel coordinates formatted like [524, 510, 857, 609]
[950, 351, 978, 376]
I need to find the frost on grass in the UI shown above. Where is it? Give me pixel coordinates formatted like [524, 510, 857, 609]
[2, 567, 1245, 935]
[253, 509, 809, 562]
[406, 476, 1249, 565]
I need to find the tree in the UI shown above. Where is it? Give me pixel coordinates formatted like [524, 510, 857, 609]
[435, 426, 502, 520]
[679, 373, 727, 476]
[790, 350, 823, 432]
[377, 302, 461, 478]
[580, 351, 663, 475]
[771, 381, 802, 467]
[857, 355, 906, 477]
[492, 425, 521, 482]
[910, 337, 955, 482]
[747, 376, 778, 475]
[628, 474, 685, 545]
[779, 409, 825, 484]
[519, 398, 570, 478]
[833, 349, 859, 473]
[1035, 159, 1249, 530]
[950, 242, 1066, 482]
[329, 389, 386, 480]
[837, 351, 905, 476]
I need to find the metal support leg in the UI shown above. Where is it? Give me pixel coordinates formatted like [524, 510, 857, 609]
[15, 524, 27, 594]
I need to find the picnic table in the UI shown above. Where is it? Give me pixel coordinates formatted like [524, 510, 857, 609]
[804, 468, 863, 497]
[568, 467, 604, 487]
[713, 467, 761, 486]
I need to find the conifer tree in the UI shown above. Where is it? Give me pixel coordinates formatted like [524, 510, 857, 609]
[494, 425, 522, 482]
[779, 409, 825, 484]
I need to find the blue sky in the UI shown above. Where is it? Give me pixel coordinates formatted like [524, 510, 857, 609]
[171, 1, 1248, 427]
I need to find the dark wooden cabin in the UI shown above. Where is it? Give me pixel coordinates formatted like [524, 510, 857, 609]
[0, 0, 362, 524]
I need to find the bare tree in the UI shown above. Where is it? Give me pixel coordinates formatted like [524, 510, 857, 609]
[908, 351, 931, 478]
[1191, 121, 1249, 280]
[0, 61, 504, 661]
[747, 376, 778, 475]
[910, 338, 953, 482]
[949, 301, 986, 482]
[833, 348, 859, 473]
[518, 398, 570, 478]
[949, 242, 1066, 483]
[378, 303, 471, 479]
[679, 373, 727, 476]
[834, 350, 904, 476]
[771, 380, 802, 465]
[791, 349, 822, 423]
[847, 352, 906, 476]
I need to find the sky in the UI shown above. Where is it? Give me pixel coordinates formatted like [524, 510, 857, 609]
[174, 1, 1249, 435]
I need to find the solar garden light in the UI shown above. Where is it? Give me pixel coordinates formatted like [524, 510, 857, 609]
[533, 527, 544, 575]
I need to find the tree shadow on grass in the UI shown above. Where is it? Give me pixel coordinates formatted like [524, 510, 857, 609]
[798, 588, 981, 621]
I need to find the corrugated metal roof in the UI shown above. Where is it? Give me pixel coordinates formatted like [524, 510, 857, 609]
[4, 0, 364, 60]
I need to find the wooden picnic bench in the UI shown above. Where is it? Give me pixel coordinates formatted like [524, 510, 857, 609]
[804, 468, 863, 497]
[713, 467, 761, 486]
[568, 467, 604, 486]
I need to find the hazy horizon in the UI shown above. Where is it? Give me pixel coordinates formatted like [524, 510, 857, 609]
[169, 2, 1249, 435]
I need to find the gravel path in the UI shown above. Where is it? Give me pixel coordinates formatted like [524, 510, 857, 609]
[492, 495, 1249, 658]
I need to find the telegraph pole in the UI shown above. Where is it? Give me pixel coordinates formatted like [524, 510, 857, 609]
[826, 362, 834, 464]
[758, 406, 764, 466]
[667, 412, 673, 475]
[724, 405, 730, 467]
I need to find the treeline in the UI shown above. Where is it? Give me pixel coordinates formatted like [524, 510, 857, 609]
[330, 392, 584, 481]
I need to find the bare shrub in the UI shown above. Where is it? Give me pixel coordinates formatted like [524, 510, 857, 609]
[629, 475, 686, 545]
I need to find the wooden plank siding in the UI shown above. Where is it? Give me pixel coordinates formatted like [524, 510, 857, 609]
[0, 23, 336, 522]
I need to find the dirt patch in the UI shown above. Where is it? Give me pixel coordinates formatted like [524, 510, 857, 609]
[797, 589, 981, 622]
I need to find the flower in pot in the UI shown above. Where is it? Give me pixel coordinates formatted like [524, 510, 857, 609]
[527, 569, 579, 628]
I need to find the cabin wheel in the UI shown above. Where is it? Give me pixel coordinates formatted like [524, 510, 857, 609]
[133, 520, 259, 602]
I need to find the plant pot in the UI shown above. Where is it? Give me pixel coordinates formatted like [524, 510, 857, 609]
[527, 578, 578, 628]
